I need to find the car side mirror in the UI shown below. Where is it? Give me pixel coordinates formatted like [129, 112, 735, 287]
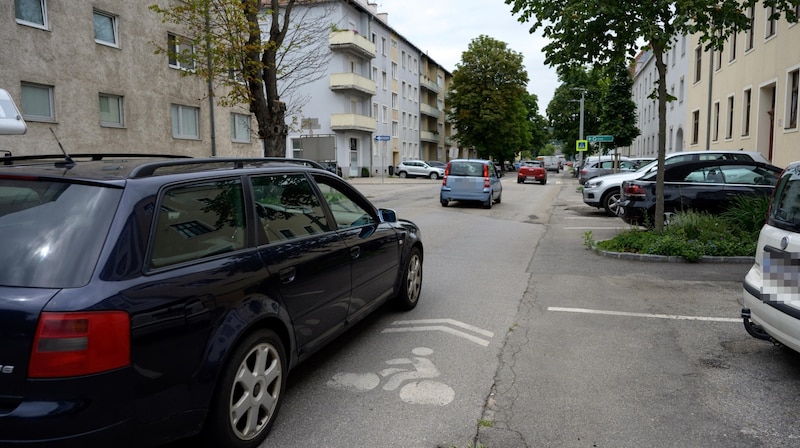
[0, 89, 27, 135]
[378, 208, 397, 223]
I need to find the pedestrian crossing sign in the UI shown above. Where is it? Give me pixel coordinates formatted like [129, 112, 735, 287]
[576, 140, 588, 152]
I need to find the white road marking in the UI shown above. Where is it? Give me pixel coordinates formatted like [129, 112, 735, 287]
[382, 319, 494, 346]
[548, 306, 740, 322]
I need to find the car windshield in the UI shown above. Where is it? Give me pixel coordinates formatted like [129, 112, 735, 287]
[0, 178, 122, 288]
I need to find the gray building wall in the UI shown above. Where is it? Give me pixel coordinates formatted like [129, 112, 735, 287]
[2, 0, 261, 158]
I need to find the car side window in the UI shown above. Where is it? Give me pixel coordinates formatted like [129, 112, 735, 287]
[720, 165, 779, 185]
[251, 174, 329, 244]
[313, 175, 377, 229]
[151, 179, 246, 268]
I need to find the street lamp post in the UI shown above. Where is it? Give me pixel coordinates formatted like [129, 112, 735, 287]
[570, 88, 587, 176]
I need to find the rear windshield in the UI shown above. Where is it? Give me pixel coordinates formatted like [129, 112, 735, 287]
[0, 178, 122, 288]
[768, 166, 800, 231]
[449, 162, 486, 177]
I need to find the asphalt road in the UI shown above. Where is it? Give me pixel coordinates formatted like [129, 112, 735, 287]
[166, 169, 800, 448]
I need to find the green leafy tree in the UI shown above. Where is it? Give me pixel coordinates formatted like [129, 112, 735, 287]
[507, 0, 799, 230]
[599, 61, 640, 151]
[447, 35, 530, 167]
[150, 0, 333, 157]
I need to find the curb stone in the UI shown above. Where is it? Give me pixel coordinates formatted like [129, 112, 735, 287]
[593, 247, 754, 264]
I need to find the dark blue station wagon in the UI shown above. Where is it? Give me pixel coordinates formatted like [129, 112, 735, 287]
[0, 155, 423, 447]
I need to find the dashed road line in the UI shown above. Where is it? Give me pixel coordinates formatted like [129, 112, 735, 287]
[382, 319, 494, 346]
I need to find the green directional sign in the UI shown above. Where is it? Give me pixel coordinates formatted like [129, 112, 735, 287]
[587, 135, 614, 143]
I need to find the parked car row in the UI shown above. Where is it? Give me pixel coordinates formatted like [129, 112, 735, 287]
[576, 149, 800, 359]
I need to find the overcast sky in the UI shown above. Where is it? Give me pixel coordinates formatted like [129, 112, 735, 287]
[376, 0, 559, 115]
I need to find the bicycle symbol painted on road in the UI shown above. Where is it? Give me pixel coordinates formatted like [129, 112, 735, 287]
[326, 347, 455, 406]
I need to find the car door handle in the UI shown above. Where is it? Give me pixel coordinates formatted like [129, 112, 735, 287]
[350, 246, 361, 260]
[279, 267, 296, 284]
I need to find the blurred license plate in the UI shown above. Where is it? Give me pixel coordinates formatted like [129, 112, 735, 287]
[762, 246, 800, 305]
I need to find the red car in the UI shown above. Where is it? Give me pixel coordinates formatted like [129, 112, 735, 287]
[517, 160, 547, 184]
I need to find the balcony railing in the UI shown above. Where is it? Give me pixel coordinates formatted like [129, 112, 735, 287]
[330, 113, 377, 133]
[420, 131, 438, 143]
[420, 103, 439, 118]
[329, 31, 376, 59]
[329, 73, 376, 96]
[420, 77, 440, 93]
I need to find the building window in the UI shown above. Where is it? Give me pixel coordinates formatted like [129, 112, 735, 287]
[392, 121, 398, 137]
[746, 7, 755, 51]
[381, 37, 387, 55]
[788, 69, 799, 129]
[15, 0, 47, 28]
[679, 77, 685, 103]
[392, 93, 398, 109]
[168, 33, 195, 71]
[93, 10, 118, 47]
[171, 104, 199, 139]
[392, 62, 398, 80]
[401, 51, 406, 68]
[381, 71, 387, 90]
[21, 82, 54, 121]
[372, 102, 378, 119]
[694, 46, 702, 83]
[382, 105, 388, 123]
[743, 89, 752, 136]
[372, 66, 377, 82]
[402, 81, 406, 99]
[765, 5, 777, 38]
[715, 31, 723, 70]
[230, 113, 251, 143]
[729, 26, 738, 61]
[712, 101, 720, 142]
[726, 96, 735, 139]
[99, 94, 123, 127]
[691, 110, 700, 144]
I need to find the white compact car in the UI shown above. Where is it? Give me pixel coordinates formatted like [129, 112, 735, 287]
[742, 161, 800, 353]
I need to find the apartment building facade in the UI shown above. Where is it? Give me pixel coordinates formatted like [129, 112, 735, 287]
[628, 35, 689, 158]
[286, 0, 455, 178]
[686, 4, 800, 167]
[2, 0, 262, 158]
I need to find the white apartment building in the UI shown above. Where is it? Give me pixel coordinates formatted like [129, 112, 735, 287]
[2, 0, 262, 158]
[686, 4, 800, 167]
[286, 0, 454, 177]
[629, 35, 689, 158]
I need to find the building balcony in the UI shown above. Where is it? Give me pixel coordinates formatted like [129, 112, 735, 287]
[330, 113, 377, 133]
[420, 103, 440, 118]
[329, 31, 376, 59]
[329, 72, 376, 96]
[420, 131, 439, 143]
[420, 77, 440, 93]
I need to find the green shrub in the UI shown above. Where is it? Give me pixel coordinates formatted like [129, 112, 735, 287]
[719, 194, 770, 238]
[596, 209, 757, 262]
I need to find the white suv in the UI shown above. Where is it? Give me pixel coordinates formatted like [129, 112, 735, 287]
[395, 160, 445, 179]
[582, 150, 771, 216]
[742, 161, 800, 352]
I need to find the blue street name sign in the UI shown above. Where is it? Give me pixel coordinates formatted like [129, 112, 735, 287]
[375, 135, 391, 141]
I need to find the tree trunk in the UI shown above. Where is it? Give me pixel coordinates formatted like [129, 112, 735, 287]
[653, 43, 669, 232]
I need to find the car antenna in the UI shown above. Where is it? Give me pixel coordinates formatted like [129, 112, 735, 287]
[49, 127, 74, 165]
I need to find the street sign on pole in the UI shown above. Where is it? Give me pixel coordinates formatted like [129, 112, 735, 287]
[576, 140, 588, 152]
[375, 135, 391, 141]
[587, 135, 614, 143]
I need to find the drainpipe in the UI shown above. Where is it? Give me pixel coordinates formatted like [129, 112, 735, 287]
[205, 6, 217, 156]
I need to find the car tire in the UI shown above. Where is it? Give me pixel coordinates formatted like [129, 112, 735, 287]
[203, 330, 286, 448]
[496, 192, 502, 204]
[517, 177, 524, 184]
[398, 171, 407, 178]
[429, 172, 439, 180]
[601, 188, 621, 217]
[395, 247, 422, 310]
[483, 193, 493, 209]
[541, 177, 547, 185]
[440, 198, 448, 207]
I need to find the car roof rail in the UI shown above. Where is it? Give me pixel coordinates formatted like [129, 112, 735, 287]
[129, 157, 327, 178]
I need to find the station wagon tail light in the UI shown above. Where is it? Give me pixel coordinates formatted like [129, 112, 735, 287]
[483, 164, 490, 188]
[29, 311, 130, 378]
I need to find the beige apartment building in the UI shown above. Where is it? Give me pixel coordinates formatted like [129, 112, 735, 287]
[686, 4, 800, 167]
[2, 1, 264, 158]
